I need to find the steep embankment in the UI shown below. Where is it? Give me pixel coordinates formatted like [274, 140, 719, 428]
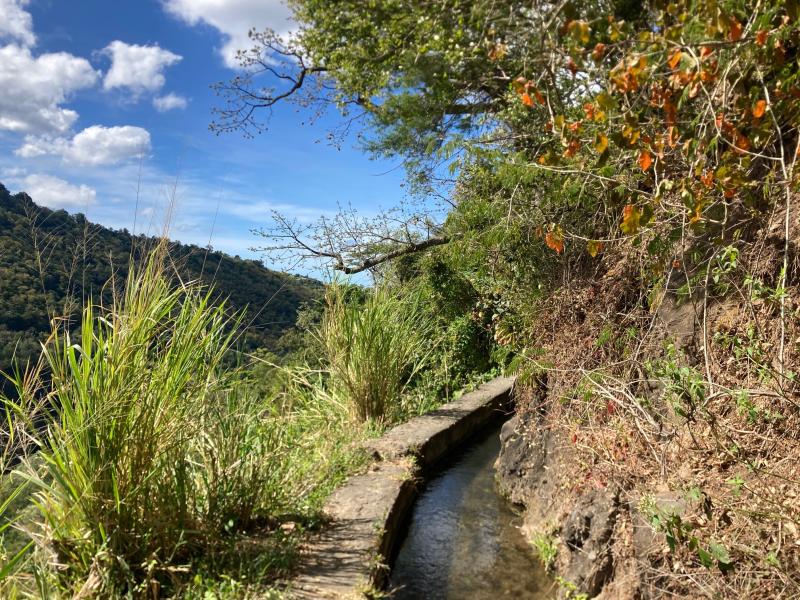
[0, 183, 322, 375]
[496, 204, 800, 599]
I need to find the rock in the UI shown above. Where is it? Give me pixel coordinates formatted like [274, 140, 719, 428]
[558, 487, 620, 598]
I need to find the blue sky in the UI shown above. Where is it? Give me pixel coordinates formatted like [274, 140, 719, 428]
[0, 0, 409, 271]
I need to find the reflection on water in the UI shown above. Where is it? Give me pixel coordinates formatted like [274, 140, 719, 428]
[389, 427, 556, 599]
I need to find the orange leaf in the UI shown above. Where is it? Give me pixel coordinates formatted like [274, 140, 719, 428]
[752, 99, 767, 118]
[545, 227, 565, 254]
[733, 131, 750, 153]
[592, 43, 606, 61]
[638, 149, 653, 171]
[587, 240, 604, 257]
[700, 46, 713, 59]
[620, 204, 642, 235]
[667, 125, 679, 147]
[729, 18, 743, 42]
[534, 89, 545, 104]
[667, 49, 682, 69]
[756, 30, 768, 46]
[700, 170, 714, 188]
[521, 93, 534, 107]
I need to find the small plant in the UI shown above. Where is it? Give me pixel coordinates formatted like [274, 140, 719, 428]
[745, 270, 788, 305]
[710, 245, 740, 295]
[649, 345, 707, 421]
[554, 575, 589, 600]
[531, 531, 558, 570]
[640, 494, 733, 571]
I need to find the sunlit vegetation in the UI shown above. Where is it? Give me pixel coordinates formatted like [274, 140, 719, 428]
[2, 0, 799, 597]
[214, 0, 800, 596]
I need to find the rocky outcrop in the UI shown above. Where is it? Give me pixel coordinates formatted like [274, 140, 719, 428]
[560, 487, 620, 597]
[496, 407, 651, 599]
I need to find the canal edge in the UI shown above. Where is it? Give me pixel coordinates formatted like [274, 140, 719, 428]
[287, 375, 516, 599]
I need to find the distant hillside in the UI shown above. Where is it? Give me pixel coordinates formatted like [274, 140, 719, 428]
[0, 183, 322, 376]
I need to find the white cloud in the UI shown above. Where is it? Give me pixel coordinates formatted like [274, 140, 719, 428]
[0, 44, 99, 133]
[1, 166, 26, 178]
[153, 92, 188, 112]
[0, 0, 35, 47]
[16, 125, 151, 166]
[103, 41, 182, 94]
[21, 173, 96, 208]
[162, 0, 292, 68]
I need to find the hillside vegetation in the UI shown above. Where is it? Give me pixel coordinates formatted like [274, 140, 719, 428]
[213, 0, 800, 597]
[1, 0, 799, 598]
[0, 183, 321, 376]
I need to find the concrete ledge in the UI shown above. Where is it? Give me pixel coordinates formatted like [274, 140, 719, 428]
[365, 375, 516, 467]
[288, 376, 515, 598]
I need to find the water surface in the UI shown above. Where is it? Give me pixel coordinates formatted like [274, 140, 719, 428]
[389, 427, 555, 599]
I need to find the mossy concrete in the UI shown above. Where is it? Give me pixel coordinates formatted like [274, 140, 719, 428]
[287, 376, 515, 598]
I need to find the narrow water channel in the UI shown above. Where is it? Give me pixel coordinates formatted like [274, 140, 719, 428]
[389, 426, 555, 599]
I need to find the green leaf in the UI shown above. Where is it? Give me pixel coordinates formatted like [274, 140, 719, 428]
[709, 541, 732, 565]
[697, 546, 714, 568]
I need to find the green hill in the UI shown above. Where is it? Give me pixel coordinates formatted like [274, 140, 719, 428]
[0, 183, 322, 376]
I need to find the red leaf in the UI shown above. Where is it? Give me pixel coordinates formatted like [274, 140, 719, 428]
[567, 57, 579, 75]
[756, 30, 768, 46]
[562, 139, 580, 158]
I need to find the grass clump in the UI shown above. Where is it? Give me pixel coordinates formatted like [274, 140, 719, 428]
[314, 283, 437, 422]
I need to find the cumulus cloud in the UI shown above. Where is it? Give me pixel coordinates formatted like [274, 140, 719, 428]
[0, 44, 99, 133]
[16, 125, 151, 166]
[103, 41, 182, 94]
[162, 0, 292, 68]
[153, 92, 188, 112]
[21, 174, 96, 209]
[0, 0, 35, 47]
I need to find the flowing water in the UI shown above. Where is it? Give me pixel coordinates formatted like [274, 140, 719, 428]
[389, 427, 556, 599]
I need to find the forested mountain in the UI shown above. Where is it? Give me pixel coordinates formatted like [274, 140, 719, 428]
[0, 183, 322, 375]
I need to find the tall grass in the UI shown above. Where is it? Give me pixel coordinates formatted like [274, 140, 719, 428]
[0, 256, 438, 596]
[314, 284, 437, 422]
[10, 250, 291, 595]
